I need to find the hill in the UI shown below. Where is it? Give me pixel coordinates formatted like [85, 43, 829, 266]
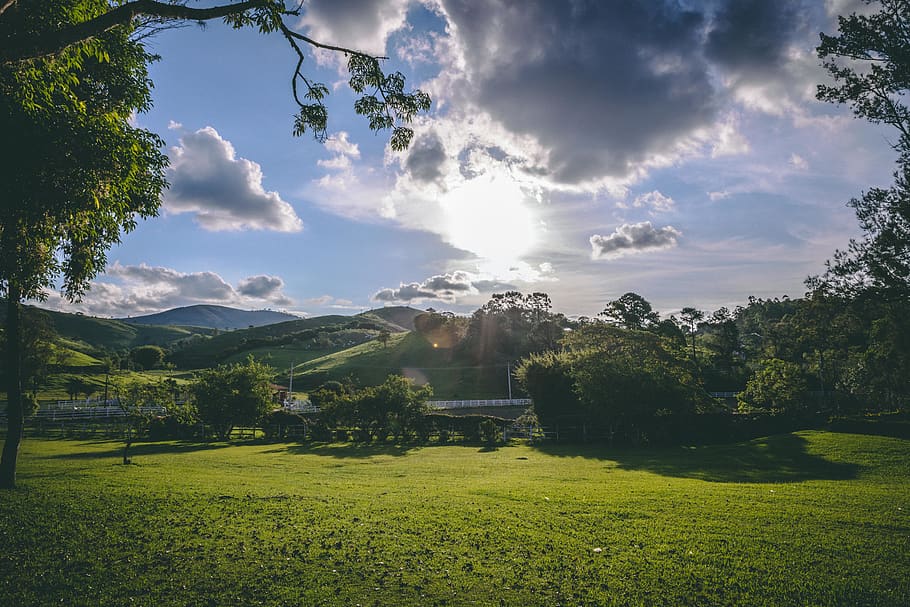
[357, 306, 423, 332]
[118, 304, 300, 330]
[291, 331, 521, 399]
[0, 304, 214, 357]
[167, 314, 398, 369]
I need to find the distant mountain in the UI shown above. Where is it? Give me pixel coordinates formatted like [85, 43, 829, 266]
[119, 305, 300, 330]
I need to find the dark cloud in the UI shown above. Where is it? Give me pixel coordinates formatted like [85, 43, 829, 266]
[590, 222, 681, 259]
[405, 131, 448, 183]
[706, 0, 804, 76]
[373, 271, 478, 303]
[441, 0, 717, 182]
[164, 127, 303, 232]
[237, 275, 285, 298]
[471, 279, 517, 292]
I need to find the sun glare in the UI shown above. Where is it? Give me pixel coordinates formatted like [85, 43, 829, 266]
[440, 174, 538, 264]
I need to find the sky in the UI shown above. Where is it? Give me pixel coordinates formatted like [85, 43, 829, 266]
[43, 0, 900, 320]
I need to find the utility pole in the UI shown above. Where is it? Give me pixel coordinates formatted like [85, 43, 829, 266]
[507, 361, 512, 401]
[288, 362, 294, 405]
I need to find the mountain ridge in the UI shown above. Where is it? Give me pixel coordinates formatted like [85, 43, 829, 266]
[118, 304, 300, 330]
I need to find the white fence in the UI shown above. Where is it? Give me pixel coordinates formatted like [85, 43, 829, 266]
[31, 405, 167, 421]
[429, 398, 532, 410]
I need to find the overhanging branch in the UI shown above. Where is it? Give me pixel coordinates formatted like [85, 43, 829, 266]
[1, 0, 272, 64]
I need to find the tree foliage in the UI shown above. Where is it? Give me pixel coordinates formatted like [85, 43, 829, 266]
[817, 0, 910, 300]
[599, 292, 660, 330]
[192, 358, 275, 440]
[517, 323, 709, 442]
[130, 344, 165, 370]
[737, 358, 809, 413]
[0, 0, 431, 150]
[0, 2, 168, 487]
[320, 375, 431, 442]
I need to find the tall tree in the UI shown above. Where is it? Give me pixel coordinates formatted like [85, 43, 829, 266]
[0, 1, 429, 488]
[679, 306, 704, 365]
[0, 4, 168, 488]
[599, 292, 660, 331]
[816, 0, 910, 300]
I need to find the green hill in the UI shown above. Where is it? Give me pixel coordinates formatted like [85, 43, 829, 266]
[0, 304, 214, 361]
[291, 331, 520, 399]
[357, 306, 423, 332]
[167, 314, 396, 369]
[119, 304, 300, 330]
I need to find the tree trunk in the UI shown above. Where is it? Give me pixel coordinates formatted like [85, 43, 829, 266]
[1, 283, 24, 489]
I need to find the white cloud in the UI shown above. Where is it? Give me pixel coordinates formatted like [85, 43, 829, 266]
[167, 120, 183, 130]
[789, 153, 809, 170]
[164, 127, 303, 232]
[42, 263, 295, 317]
[620, 190, 676, 214]
[298, 0, 411, 58]
[590, 222, 681, 260]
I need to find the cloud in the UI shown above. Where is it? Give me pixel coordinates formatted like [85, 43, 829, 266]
[373, 270, 478, 303]
[620, 190, 675, 214]
[44, 263, 296, 317]
[590, 222, 681, 259]
[164, 127, 303, 232]
[167, 120, 182, 130]
[706, 0, 803, 77]
[298, 0, 411, 58]
[237, 275, 285, 298]
[434, 0, 718, 185]
[404, 130, 448, 183]
[789, 153, 809, 170]
[317, 131, 361, 172]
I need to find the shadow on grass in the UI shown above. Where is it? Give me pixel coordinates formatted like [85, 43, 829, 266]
[534, 433, 861, 483]
[827, 415, 910, 440]
[49, 440, 232, 460]
[264, 442, 419, 458]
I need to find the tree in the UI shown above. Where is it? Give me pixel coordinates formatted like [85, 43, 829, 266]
[0, 5, 167, 488]
[376, 329, 391, 349]
[679, 306, 704, 365]
[192, 358, 275, 440]
[599, 292, 660, 330]
[737, 358, 809, 413]
[816, 0, 910, 300]
[0, 1, 429, 487]
[0, 307, 56, 399]
[130, 344, 165, 370]
[113, 379, 177, 463]
[0, 1, 431, 150]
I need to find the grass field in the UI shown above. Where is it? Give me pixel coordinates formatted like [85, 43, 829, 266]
[0, 430, 908, 606]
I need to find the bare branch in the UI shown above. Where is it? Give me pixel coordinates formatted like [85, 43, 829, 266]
[0, 0, 17, 19]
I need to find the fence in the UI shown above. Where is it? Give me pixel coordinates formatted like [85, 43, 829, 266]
[429, 399, 532, 410]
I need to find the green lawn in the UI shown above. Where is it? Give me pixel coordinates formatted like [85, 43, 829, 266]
[0, 430, 908, 606]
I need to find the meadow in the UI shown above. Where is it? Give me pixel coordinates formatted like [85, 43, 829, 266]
[0, 430, 907, 606]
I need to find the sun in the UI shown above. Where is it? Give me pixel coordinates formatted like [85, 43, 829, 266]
[439, 173, 538, 264]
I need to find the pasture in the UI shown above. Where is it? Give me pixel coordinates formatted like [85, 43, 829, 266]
[0, 430, 908, 606]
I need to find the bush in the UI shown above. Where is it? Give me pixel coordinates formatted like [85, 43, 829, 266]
[147, 415, 197, 440]
[479, 418, 501, 447]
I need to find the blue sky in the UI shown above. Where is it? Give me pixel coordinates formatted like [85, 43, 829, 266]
[45, 0, 898, 319]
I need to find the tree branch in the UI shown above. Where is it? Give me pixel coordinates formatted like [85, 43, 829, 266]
[0, 0, 17, 19]
[1, 0, 273, 64]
